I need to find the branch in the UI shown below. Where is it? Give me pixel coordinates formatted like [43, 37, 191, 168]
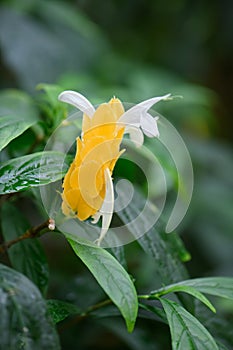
[0, 218, 55, 254]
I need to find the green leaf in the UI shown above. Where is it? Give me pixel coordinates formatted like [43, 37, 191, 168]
[196, 303, 233, 350]
[164, 232, 191, 263]
[0, 90, 38, 151]
[160, 298, 219, 350]
[139, 302, 167, 323]
[1, 202, 49, 296]
[37, 83, 64, 107]
[0, 264, 60, 349]
[36, 84, 66, 128]
[67, 236, 138, 332]
[180, 277, 233, 301]
[150, 285, 216, 313]
[137, 229, 189, 284]
[116, 185, 189, 284]
[0, 151, 70, 194]
[47, 300, 81, 324]
[217, 342, 230, 350]
[107, 245, 127, 270]
[153, 277, 233, 302]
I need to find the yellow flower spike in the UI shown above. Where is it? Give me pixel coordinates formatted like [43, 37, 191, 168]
[59, 90, 170, 245]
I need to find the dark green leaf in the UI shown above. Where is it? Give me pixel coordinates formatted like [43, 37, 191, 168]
[47, 299, 81, 324]
[37, 83, 64, 107]
[116, 185, 189, 284]
[36, 84, 66, 128]
[165, 232, 191, 263]
[0, 90, 38, 151]
[0, 151, 70, 194]
[196, 303, 233, 350]
[67, 236, 138, 332]
[107, 245, 127, 270]
[1, 202, 49, 296]
[139, 302, 167, 323]
[0, 264, 60, 349]
[160, 298, 219, 350]
[137, 229, 189, 284]
[217, 342, 230, 350]
[53, 269, 106, 311]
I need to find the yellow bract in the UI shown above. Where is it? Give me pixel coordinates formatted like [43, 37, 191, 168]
[62, 97, 125, 221]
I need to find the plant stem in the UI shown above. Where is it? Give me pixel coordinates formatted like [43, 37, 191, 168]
[58, 299, 112, 332]
[0, 218, 55, 254]
[137, 294, 150, 299]
[83, 299, 112, 316]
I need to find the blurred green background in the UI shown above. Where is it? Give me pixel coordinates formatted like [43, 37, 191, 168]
[0, 0, 233, 349]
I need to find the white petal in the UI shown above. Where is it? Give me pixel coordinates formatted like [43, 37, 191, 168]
[91, 212, 101, 224]
[125, 126, 144, 147]
[141, 113, 160, 138]
[118, 94, 170, 126]
[58, 90, 95, 117]
[94, 168, 114, 246]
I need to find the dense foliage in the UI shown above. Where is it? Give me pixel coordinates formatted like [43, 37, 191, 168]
[0, 1, 233, 349]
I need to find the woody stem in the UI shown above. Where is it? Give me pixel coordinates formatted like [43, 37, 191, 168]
[0, 219, 55, 254]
